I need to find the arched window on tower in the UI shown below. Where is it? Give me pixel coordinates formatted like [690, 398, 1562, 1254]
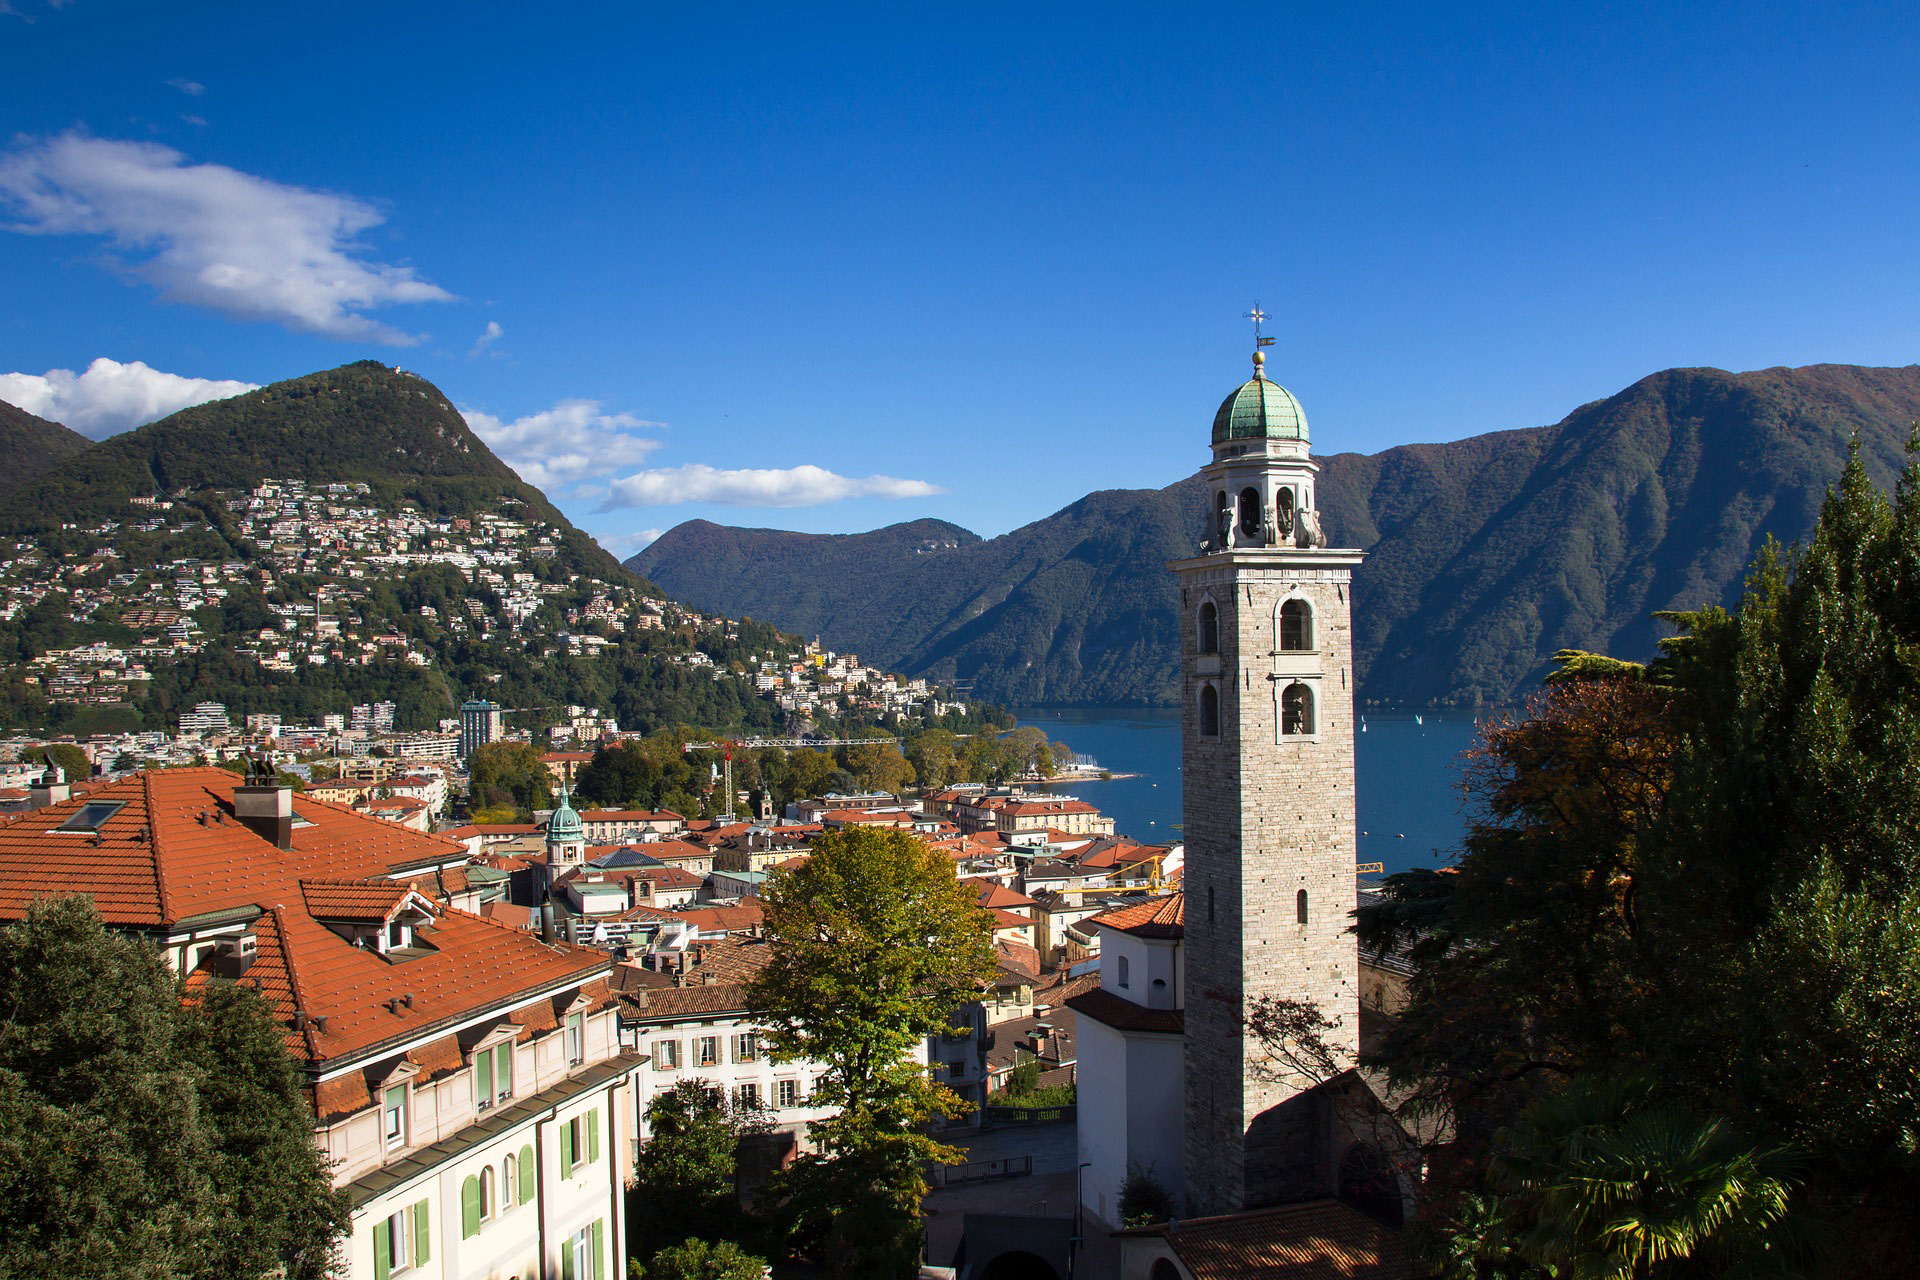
[1238, 487, 1263, 542]
[1281, 682, 1315, 736]
[1297, 888, 1309, 924]
[1199, 682, 1220, 738]
[1118, 954, 1130, 989]
[1280, 598, 1313, 651]
[1198, 600, 1219, 654]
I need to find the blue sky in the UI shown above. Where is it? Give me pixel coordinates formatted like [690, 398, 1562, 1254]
[3, 2, 1917, 553]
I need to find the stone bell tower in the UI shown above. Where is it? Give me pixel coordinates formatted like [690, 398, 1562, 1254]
[1174, 317, 1364, 1215]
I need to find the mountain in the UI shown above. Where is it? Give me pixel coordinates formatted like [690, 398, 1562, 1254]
[632, 363, 1920, 707]
[0, 360, 625, 579]
[0, 400, 91, 501]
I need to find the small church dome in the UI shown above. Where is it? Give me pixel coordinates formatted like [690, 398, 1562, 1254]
[1211, 374, 1309, 446]
[547, 782, 584, 842]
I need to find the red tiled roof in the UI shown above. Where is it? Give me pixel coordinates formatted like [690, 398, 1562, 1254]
[0, 768, 464, 927]
[300, 878, 410, 923]
[1086, 893, 1185, 939]
[1118, 1198, 1422, 1279]
[669, 903, 763, 932]
[579, 809, 682, 823]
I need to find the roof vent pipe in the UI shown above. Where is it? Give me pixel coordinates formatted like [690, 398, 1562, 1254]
[539, 894, 556, 945]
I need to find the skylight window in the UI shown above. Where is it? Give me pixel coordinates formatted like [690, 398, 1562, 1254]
[56, 801, 125, 833]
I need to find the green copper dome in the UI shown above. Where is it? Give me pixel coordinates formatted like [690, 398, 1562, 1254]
[1211, 375, 1308, 446]
[547, 781, 583, 842]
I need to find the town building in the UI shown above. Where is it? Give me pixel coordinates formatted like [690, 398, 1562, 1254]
[0, 768, 643, 1280]
[460, 699, 505, 761]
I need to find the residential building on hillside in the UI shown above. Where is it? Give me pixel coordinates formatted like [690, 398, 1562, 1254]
[0, 769, 643, 1280]
[460, 699, 504, 761]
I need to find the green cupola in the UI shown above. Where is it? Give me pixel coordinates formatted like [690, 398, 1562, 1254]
[547, 780, 584, 847]
[1211, 350, 1309, 446]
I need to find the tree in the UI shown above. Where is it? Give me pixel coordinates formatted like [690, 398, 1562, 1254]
[841, 739, 913, 795]
[904, 730, 959, 789]
[1367, 446, 1920, 1269]
[1117, 1163, 1175, 1228]
[633, 1238, 767, 1280]
[746, 827, 996, 1277]
[628, 1082, 767, 1263]
[23, 742, 90, 783]
[1485, 1076, 1802, 1279]
[466, 741, 551, 814]
[0, 897, 347, 1280]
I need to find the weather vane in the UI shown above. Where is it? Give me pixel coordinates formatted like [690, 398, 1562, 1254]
[1245, 302, 1276, 372]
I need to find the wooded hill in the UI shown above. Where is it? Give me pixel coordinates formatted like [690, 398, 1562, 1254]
[0, 360, 628, 581]
[631, 364, 1920, 707]
[0, 400, 91, 502]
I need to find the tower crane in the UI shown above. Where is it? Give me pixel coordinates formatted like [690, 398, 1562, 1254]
[680, 736, 899, 821]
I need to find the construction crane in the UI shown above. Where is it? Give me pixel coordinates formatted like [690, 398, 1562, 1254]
[681, 736, 900, 821]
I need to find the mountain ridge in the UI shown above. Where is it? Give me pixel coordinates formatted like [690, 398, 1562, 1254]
[0, 400, 92, 502]
[632, 362, 1920, 706]
[0, 360, 632, 581]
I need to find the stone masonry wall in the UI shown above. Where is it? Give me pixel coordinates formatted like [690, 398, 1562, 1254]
[1178, 551, 1362, 1216]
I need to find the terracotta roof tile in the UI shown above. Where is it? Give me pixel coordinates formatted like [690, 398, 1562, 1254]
[300, 878, 411, 923]
[1122, 1198, 1422, 1279]
[1086, 892, 1185, 939]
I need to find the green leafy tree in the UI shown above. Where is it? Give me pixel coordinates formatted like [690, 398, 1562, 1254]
[627, 1081, 768, 1262]
[0, 897, 347, 1280]
[466, 741, 551, 814]
[841, 738, 913, 795]
[1485, 1076, 1801, 1279]
[632, 1238, 767, 1280]
[23, 742, 90, 783]
[746, 827, 995, 1277]
[904, 730, 959, 789]
[1116, 1162, 1175, 1228]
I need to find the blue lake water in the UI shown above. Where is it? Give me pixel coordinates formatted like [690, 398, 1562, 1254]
[1015, 706, 1482, 875]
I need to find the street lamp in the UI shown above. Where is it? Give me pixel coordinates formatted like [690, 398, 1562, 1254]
[1070, 1160, 1092, 1279]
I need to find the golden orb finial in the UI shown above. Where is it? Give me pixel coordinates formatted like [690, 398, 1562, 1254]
[1252, 350, 1266, 367]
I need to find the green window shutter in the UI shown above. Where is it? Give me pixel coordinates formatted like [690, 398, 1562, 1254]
[372, 1218, 392, 1280]
[591, 1219, 606, 1280]
[498, 1043, 514, 1096]
[461, 1174, 481, 1239]
[559, 1121, 574, 1177]
[586, 1108, 600, 1163]
[518, 1143, 536, 1202]
[413, 1199, 430, 1264]
[561, 1237, 576, 1280]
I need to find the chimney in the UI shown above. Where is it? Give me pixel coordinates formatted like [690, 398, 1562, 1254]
[28, 766, 69, 810]
[700, 970, 718, 986]
[210, 934, 256, 978]
[234, 783, 294, 849]
[539, 893, 557, 944]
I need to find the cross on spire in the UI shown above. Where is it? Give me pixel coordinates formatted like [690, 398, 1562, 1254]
[1244, 302, 1276, 376]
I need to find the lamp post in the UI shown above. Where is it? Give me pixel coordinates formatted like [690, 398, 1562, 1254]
[1070, 1160, 1092, 1279]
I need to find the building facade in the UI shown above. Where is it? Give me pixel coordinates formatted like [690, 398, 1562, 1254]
[1173, 345, 1365, 1215]
[459, 699, 504, 762]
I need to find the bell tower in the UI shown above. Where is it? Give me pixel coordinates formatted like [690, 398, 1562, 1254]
[1174, 314, 1364, 1215]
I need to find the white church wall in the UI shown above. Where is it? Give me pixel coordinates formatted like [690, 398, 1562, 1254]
[1076, 1015, 1131, 1229]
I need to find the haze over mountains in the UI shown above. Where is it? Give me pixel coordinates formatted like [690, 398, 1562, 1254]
[633, 364, 1920, 707]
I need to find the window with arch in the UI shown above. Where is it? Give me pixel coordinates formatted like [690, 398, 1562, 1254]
[1279, 598, 1313, 651]
[501, 1154, 517, 1210]
[1197, 600, 1219, 654]
[1281, 682, 1315, 736]
[1238, 487, 1263, 541]
[1297, 888, 1309, 924]
[479, 1166, 495, 1221]
[1276, 486, 1297, 538]
[1118, 954, 1131, 989]
[1199, 682, 1220, 738]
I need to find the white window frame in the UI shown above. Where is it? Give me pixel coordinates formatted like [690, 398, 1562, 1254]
[385, 1208, 412, 1272]
[654, 1038, 680, 1070]
[566, 1011, 586, 1065]
[776, 1078, 798, 1108]
[733, 1031, 758, 1064]
[383, 1083, 409, 1150]
[696, 1035, 720, 1067]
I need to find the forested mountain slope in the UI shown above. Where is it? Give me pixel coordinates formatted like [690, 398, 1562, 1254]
[0, 400, 92, 501]
[634, 364, 1920, 706]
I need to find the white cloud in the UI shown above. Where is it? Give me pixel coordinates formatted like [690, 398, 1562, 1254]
[0, 357, 257, 438]
[167, 78, 206, 96]
[0, 133, 454, 344]
[599, 463, 944, 510]
[460, 399, 665, 491]
[469, 319, 504, 358]
[594, 528, 665, 557]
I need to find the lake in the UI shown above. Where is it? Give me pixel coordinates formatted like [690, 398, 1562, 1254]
[1013, 706, 1482, 876]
